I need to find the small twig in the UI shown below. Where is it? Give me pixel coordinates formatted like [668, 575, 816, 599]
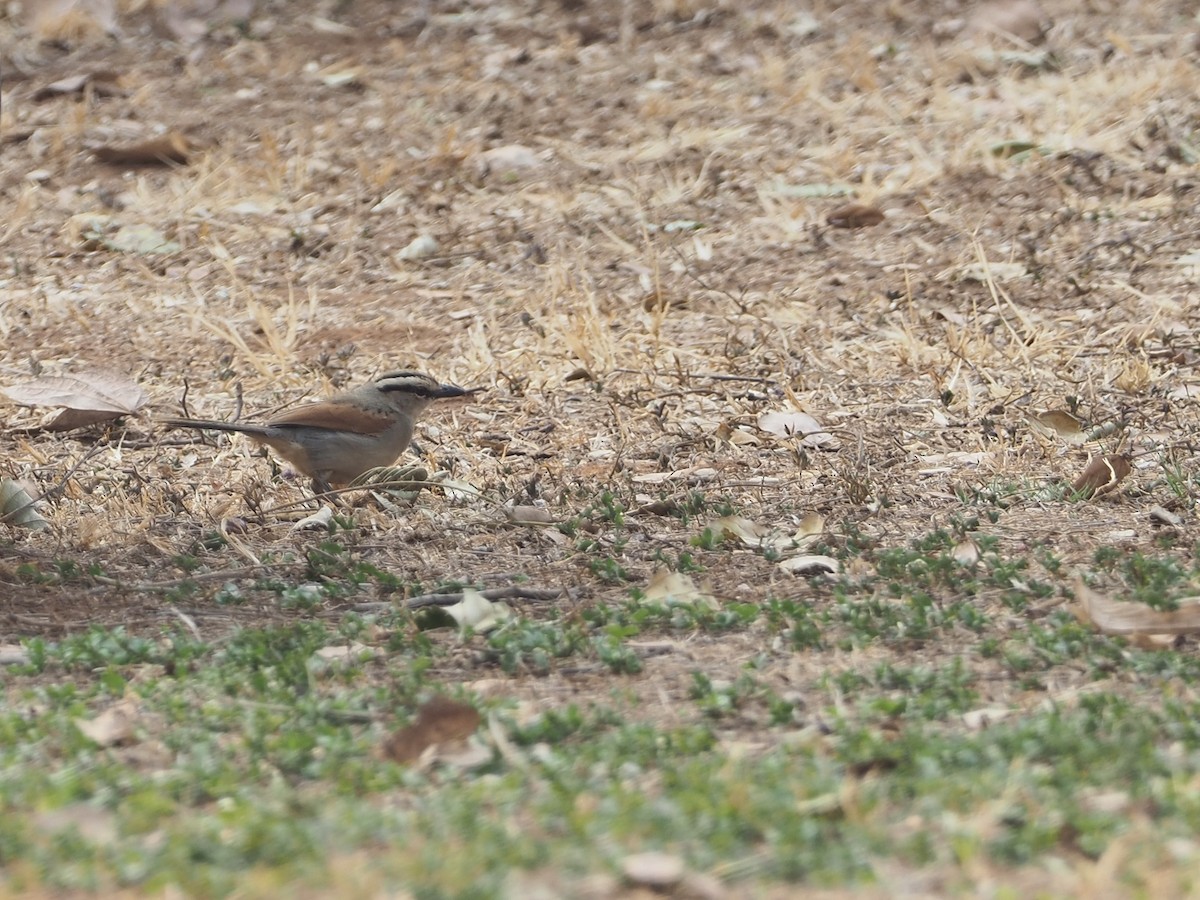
[669, 243, 754, 314]
[257, 476, 505, 517]
[354, 586, 565, 613]
[235, 699, 378, 724]
[165, 607, 202, 641]
[610, 368, 779, 387]
[88, 564, 285, 595]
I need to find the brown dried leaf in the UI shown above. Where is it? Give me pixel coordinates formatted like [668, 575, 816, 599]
[777, 554, 839, 576]
[315, 66, 365, 89]
[622, 852, 686, 890]
[710, 514, 823, 557]
[444, 588, 513, 632]
[0, 478, 50, 530]
[161, 0, 256, 44]
[93, 131, 193, 166]
[0, 644, 31, 665]
[101, 223, 181, 255]
[3, 372, 147, 422]
[1128, 633, 1180, 650]
[757, 410, 835, 448]
[3, 372, 147, 425]
[33, 70, 125, 101]
[962, 707, 1015, 730]
[709, 514, 766, 546]
[478, 144, 542, 173]
[43, 407, 129, 431]
[505, 505, 555, 525]
[382, 697, 482, 765]
[34, 804, 119, 846]
[827, 202, 885, 229]
[1030, 409, 1085, 445]
[966, 0, 1050, 44]
[952, 538, 981, 566]
[1073, 576, 1200, 636]
[1071, 454, 1131, 499]
[795, 512, 825, 546]
[75, 697, 140, 748]
[30, 0, 118, 40]
[643, 568, 719, 611]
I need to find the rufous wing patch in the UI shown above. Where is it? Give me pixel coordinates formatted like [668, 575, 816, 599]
[267, 401, 393, 435]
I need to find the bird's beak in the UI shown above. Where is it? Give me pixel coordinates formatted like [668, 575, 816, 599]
[434, 383, 472, 399]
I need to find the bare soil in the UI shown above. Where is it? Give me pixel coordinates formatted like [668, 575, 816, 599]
[2, 0, 1200, 798]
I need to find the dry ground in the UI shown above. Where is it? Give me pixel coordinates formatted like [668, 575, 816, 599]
[2, 0, 1194, 629]
[3, 0, 1200, 893]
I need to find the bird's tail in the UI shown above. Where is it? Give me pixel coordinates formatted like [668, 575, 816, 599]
[162, 418, 268, 436]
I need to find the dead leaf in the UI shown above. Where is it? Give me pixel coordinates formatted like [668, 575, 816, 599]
[311, 642, 373, 665]
[43, 408, 128, 430]
[623, 852, 686, 890]
[34, 804, 119, 846]
[952, 538, 981, 566]
[0, 644, 31, 665]
[445, 587, 513, 632]
[708, 515, 765, 546]
[643, 568, 719, 611]
[30, 0, 118, 40]
[1128, 633, 1180, 650]
[962, 707, 1014, 730]
[3, 130, 35, 147]
[93, 131, 194, 166]
[991, 140, 1042, 159]
[94, 223, 181, 255]
[827, 202, 885, 228]
[710, 515, 824, 556]
[396, 234, 439, 260]
[1150, 506, 1183, 527]
[434, 740, 494, 771]
[1073, 575, 1200, 636]
[966, 0, 1050, 44]
[0, 479, 50, 530]
[777, 555, 839, 576]
[33, 70, 125, 101]
[382, 697, 482, 765]
[957, 261, 1028, 282]
[476, 144, 542, 176]
[1071, 454, 1131, 499]
[75, 697, 140, 748]
[4, 371, 147, 431]
[505, 505, 556, 525]
[1029, 409, 1086, 445]
[794, 512, 825, 547]
[291, 506, 334, 532]
[716, 422, 760, 446]
[349, 465, 428, 502]
[313, 65, 366, 89]
[161, 0, 255, 44]
[757, 410, 835, 448]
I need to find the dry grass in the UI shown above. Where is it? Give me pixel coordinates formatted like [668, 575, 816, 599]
[4, 0, 1200, 892]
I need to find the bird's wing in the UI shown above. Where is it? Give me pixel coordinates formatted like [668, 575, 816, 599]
[267, 401, 393, 435]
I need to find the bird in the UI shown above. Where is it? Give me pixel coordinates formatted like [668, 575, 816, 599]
[163, 370, 468, 492]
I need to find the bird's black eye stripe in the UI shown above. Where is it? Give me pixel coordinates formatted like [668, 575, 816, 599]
[380, 383, 431, 396]
[376, 372, 433, 395]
